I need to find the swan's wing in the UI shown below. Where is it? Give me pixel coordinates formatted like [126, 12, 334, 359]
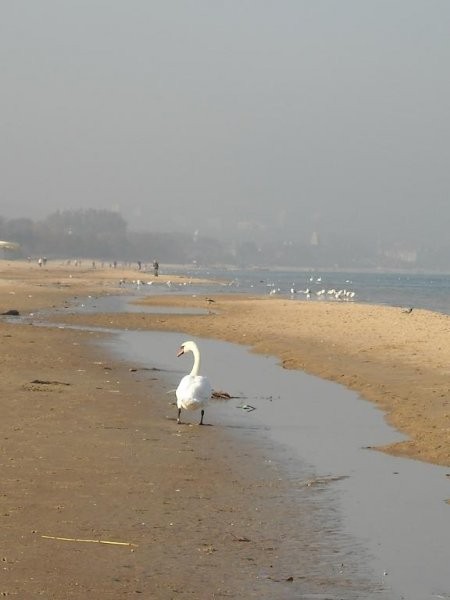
[191, 375, 212, 400]
[176, 375, 192, 403]
[176, 375, 212, 410]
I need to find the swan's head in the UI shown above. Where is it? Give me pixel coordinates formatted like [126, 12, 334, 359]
[177, 340, 197, 357]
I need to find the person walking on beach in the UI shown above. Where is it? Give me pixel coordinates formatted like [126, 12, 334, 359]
[153, 260, 159, 277]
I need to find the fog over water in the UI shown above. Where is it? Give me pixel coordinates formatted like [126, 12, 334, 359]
[1, 1, 449, 251]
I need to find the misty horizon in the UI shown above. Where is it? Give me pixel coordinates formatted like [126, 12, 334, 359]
[1, 2, 449, 255]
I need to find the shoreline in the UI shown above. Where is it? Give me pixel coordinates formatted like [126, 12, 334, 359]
[0, 260, 389, 597]
[2, 260, 450, 466]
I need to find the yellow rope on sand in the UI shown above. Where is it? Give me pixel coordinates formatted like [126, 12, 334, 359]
[41, 535, 137, 547]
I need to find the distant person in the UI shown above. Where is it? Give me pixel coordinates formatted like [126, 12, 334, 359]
[153, 260, 159, 277]
[38, 257, 43, 267]
[137, 260, 142, 271]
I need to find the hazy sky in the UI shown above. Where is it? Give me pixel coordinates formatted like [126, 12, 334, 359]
[1, 1, 449, 246]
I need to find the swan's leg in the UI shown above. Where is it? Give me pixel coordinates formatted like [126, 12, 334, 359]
[199, 409, 205, 425]
[177, 408, 181, 424]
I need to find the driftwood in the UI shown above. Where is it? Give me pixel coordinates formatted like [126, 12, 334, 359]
[211, 390, 243, 400]
[41, 535, 137, 547]
[30, 379, 71, 386]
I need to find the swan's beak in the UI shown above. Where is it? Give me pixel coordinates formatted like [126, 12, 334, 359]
[177, 346, 185, 357]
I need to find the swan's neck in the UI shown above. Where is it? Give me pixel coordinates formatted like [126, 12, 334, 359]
[190, 346, 201, 376]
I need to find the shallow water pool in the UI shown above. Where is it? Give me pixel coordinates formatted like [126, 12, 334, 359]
[100, 330, 450, 600]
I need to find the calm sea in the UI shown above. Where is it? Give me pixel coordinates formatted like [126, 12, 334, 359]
[161, 266, 450, 316]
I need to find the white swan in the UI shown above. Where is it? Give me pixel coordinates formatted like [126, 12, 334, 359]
[176, 340, 212, 425]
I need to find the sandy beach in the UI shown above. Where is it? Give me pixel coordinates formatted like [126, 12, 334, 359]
[1, 259, 449, 598]
[38, 265, 450, 468]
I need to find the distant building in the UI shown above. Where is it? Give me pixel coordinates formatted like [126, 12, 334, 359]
[310, 231, 320, 246]
[382, 247, 418, 264]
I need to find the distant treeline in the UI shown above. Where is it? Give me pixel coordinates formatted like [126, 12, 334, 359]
[1, 209, 448, 270]
[0, 209, 230, 265]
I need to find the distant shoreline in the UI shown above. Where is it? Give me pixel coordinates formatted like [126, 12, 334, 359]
[5, 256, 450, 276]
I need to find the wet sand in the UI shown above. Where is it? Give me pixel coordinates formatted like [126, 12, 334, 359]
[1, 259, 449, 597]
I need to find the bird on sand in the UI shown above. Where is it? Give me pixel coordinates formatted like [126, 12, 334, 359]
[176, 340, 212, 425]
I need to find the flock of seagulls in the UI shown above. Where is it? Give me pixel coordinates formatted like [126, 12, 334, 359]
[119, 278, 192, 290]
[118, 274, 357, 303]
[301, 287, 356, 301]
[269, 280, 357, 301]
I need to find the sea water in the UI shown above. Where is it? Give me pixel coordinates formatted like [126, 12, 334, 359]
[157, 266, 450, 315]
